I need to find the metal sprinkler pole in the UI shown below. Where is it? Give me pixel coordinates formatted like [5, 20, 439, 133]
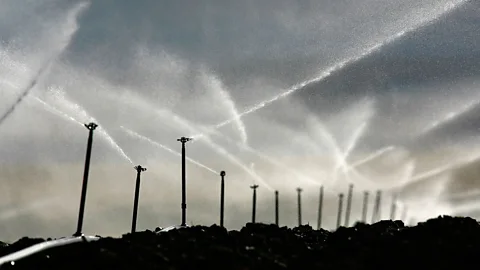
[275, 190, 279, 226]
[250, 185, 259, 223]
[131, 165, 147, 233]
[361, 191, 369, 223]
[344, 184, 354, 227]
[336, 193, 344, 229]
[220, 171, 226, 227]
[371, 190, 382, 223]
[317, 186, 324, 230]
[177, 137, 191, 227]
[390, 193, 397, 220]
[296, 188, 303, 226]
[74, 122, 98, 237]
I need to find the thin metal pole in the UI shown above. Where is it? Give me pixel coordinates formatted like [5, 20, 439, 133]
[390, 194, 397, 220]
[177, 137, 191, 227]
[220, 171, 225, 227]
[372, 190, 382, 223]
[74, 122, 97, 237]
[296, 188, 302, 226]
[336, 193, 344, 229]
[345, 184, 354, 227]
[275, 190, 279, 226]
[131, 165, 146, 233]
[361, 191, 369, 223]
[251, 185, 259, 223]
[317, 186, 324, 230]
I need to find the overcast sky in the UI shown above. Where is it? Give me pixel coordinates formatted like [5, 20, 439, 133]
[0, 0, 479, 240]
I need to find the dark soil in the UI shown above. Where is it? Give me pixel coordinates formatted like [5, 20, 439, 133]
[1, 216, 479, 270]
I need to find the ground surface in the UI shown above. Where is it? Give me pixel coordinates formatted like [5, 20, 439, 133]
[0, 216, 479, 269]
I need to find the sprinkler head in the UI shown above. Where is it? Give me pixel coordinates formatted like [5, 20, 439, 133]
[220, 171, 226, 177]
[134, 165, 147, 172]
[296, 187, 303, 193]
[84, 122, 98, 130]
[177, 137, 192, 143]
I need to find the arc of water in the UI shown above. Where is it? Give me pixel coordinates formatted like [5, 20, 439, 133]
[207, 74, 248, 146]
[349, 146, 396, 169]
[121, 126, 218, 174]
[117, 92, 274, 191]
[193, 0, 469, 138]
[308, 116, 373, 187]
[0, 2, 90, 128]
[419, 99, 480, 136]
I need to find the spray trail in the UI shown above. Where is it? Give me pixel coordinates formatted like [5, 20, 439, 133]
[208, 74, 248, 146]
[419, 99, 480, 135]
[350, 146, 396, 168]
[208, 129, 321, 186]
[50, 89, 134, 164]
[335, 121, 368, 171]
[195, 0, 468, 138]
[115, 91, 273, 190]
[121, 126, 218, 175]
[0, 2, 90, 128]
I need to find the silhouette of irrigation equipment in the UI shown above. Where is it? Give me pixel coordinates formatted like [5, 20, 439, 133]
[0, 122, 418, 265]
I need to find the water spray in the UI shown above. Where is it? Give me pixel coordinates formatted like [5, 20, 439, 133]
[275, 190, 279, 226]
[317, 186, 324, 230]
[336, 193, 344, 229]
[390, 194, 398, 220]
[219, 171, 226, 228]
[131, 165, 147, 233]
[362, 191, 369, 223]
[296, 188, 303, 227]
[344, 184, 354, 227]
[121, 126, 218, 174]
[371, 190, 382, 223]
[177, 137, 192, 227]
[250, 185, 259, 223]
[74, 122, 97, 237]
[195, 0, 468, 138]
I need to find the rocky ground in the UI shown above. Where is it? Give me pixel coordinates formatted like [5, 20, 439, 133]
[0, 216, 479, 269]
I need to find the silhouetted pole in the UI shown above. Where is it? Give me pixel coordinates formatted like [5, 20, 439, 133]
[344, 184, 354, 227]
[317, 186, 324, 230]
[390, 194, 397, 220]
[74, 122, 98, 237]
[275, 190, 279, 226]
[336, 193, 344, 229]
[361, 191, 369, 223]
[251, 185, 259, 223]
[177, 137, 191, 227]
[296, 188, 303, 226]
[371, 190, 382, 223]
[220, 171, 226, 227]
[131, 165, 147, 233]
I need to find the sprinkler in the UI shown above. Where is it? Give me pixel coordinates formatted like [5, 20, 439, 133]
[177, 137, 192, 227]
[74, 122, 98, 237]
[345, 184, 354, 227]
[219, 171, 226, 227]
[250, 185, 259, 223]
[275, 190, 279, 226]
[317, 186, 324, 230]
[371, 190, 382, 223]
[131, 165, 147, 233]
[390, 194, 398, 220]
[296, 188, 303, 226]
[336, 193, 344, 229]
[361, 191, 369, 223]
